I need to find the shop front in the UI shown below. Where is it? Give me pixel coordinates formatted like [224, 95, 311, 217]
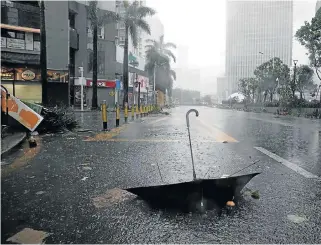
[1, 66, 69, 104]
[73, 78, 116, 108]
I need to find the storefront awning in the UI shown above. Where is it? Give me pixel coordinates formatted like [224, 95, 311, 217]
[0, 24, 40, 34]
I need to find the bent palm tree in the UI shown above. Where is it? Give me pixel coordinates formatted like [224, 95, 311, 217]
[88, 0, 119, 109]
[120, 1, 155, 106]
[145, 35, 176, 102]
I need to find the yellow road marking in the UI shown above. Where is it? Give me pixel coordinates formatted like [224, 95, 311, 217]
[198, 120, 238, 143]
[83, 125, 127, 142]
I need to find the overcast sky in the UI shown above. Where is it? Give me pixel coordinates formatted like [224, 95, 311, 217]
[147, 0, 317, 81]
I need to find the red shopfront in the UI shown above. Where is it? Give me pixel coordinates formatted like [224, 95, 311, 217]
[74, 78, 116, 107]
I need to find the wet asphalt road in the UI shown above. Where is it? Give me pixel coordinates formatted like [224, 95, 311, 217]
[1, 106, 321, 243]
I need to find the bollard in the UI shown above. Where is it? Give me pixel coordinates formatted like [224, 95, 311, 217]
[131, 104, 135, 120]
[124, 103, 128, 123]
[102, 100, 108, 130]
[136, 104, 139, 119]
[140, 105, 143, 118]
[116, 105, 120, 127]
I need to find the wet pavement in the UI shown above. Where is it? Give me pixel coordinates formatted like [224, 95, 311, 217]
[1, 106, 321, 243]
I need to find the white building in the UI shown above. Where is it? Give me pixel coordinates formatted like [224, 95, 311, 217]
[225, 0, 293, 95]
[115, 0, 146, 58]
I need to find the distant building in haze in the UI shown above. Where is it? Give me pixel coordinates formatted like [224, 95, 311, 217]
[316, 0, 321, 13]
[143, 16, 164, 53]
[225, 0, 293, 95]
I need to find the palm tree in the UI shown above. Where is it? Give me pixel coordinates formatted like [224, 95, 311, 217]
[145, 35, 176, 102]
[120, 1, 155, 106]
[88, 0, 119, 109]
[39, 0, 48, 105]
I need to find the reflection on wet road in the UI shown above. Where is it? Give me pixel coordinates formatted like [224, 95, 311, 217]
[1, 106, 321, 243]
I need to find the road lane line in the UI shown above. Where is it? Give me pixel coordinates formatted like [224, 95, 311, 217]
[254, 147, 320, 179]
[198, 120, 238, 143]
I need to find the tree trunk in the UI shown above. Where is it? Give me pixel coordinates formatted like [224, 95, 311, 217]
[91, 22, 98, 109]
[270, 92, 273, 102]
[300, 91, 303, 100]
[40, 0, 48, 105]
[263, 92, 267, 102]
[122, 26, 129, 106]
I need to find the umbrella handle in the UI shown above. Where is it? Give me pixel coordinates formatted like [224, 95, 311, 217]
[186, 109, 199, 181]
[186, 109, 199, 128]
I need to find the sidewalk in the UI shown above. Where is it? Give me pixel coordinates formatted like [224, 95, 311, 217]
[1, 129, 27, 159]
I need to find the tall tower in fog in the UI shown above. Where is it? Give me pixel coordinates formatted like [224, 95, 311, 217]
[225, 0, 293, 94]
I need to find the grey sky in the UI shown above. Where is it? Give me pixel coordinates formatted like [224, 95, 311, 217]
[147, 0, 317, 75]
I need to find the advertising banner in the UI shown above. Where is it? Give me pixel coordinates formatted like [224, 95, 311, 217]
[1, 87, 43, 131]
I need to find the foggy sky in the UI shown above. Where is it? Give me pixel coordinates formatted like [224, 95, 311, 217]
[147, 0, 317, 93]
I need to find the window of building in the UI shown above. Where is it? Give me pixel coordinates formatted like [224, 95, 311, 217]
[33, 33, 40, 41]
[87, 50, 105, 74]
[69, 12, 76, 28]
[16, 31, 24, 40]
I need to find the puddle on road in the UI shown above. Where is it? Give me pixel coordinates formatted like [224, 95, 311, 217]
[92, 188, 136, 208]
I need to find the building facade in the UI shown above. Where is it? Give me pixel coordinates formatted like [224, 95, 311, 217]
[115, 0, 146, 58]
[1, 0, 148, 107]
[225, 0, 293, 95]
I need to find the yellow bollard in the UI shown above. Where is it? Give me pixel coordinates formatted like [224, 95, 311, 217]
[124, 103, 128, 123]
[131, 104, 135, 120]
[102, 100, 107, 130]
[136, 104, 139, 119]
[116, 105, 120, 127]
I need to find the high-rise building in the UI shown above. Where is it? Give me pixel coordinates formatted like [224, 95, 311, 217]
[115, 0, 146, 58]
[142, 16, 164, 53]
[225, 0, 293, 94]
[316, 0, 321, 13]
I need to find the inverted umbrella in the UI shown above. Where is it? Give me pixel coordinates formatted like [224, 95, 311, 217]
[125, 109, 260, 212]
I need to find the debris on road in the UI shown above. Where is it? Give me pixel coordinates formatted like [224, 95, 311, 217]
[81, 177, 89, 181]
[125, 109, 260, 212]
[35, 191, 45, 195]
[287, 214, 307, 224]
[82, 166, 92, 170]
[6, 228, 50, 244]
[28, 136, 37, 148]
[251, 190, 260, 199]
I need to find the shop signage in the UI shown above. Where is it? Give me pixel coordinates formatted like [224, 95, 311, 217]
[1, 67, 15, 80]
[6, 38, 25, 50]
[21, 70, 36, 80]
[86, 79, 116, 88]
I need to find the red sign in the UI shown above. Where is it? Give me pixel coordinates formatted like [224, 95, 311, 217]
[86, 79, 116, 88]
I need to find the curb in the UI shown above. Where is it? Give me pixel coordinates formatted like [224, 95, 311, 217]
[1, 132, 27, 158]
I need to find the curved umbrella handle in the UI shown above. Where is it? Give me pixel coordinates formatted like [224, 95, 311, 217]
[186, 109, 199, 181]
[186, 109, 199, 128]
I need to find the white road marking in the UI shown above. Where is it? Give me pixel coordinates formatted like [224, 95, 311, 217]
[7, 228, 50, 244]
[254, 147, 320, 179]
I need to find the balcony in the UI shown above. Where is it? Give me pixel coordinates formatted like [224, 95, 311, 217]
[69, 27, 79, 50]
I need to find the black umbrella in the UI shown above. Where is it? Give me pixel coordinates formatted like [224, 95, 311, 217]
[125, 109, 260, 212]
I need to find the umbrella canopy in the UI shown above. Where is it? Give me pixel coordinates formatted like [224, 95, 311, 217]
[124, 109, 260, 212]
[126, 173, 260, 212]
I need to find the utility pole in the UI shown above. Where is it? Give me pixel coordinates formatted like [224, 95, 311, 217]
[153, 64, 156, 105]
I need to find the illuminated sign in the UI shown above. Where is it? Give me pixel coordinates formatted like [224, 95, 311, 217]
[21, 70, 36, 81]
